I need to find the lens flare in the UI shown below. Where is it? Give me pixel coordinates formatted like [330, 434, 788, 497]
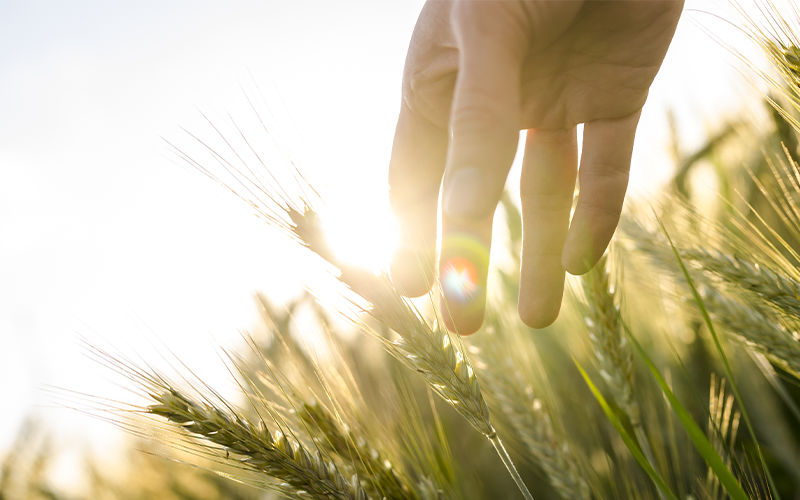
[442, 256, 480, 303]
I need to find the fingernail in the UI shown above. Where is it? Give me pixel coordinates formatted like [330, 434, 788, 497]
[443, 167, 487, 218]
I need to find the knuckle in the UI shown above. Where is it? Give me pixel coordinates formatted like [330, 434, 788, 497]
[403, 58, 458, 125]
[530, 128, 576, 146]
[450, 97, 511, 135]
[520, 192, 573, 213]
[579, 167, 630, 194]
[587, 159, 632, 176]
[577, 197, 623, 222]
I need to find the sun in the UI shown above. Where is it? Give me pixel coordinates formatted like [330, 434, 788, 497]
[322, 199, 399, 273]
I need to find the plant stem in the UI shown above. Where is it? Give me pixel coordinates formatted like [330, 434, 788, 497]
[490, 434, 535, 500]
[634, 425, 665, 500]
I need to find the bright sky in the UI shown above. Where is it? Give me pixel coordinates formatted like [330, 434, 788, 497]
[0, 0, 775, 473]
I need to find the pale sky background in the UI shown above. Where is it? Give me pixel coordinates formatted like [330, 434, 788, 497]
[0, 0, 777, 480]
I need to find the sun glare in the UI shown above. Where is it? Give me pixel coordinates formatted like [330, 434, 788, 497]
[323, 200, 399, 273]
[441, 256, 480, 303]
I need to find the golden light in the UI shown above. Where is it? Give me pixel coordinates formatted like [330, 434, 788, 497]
[323, 198, 399, 273]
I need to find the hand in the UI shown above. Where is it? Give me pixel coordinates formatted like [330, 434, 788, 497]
[388, 0, 683, 334]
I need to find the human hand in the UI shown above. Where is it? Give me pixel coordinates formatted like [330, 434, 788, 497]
[388, 0, 683, 334]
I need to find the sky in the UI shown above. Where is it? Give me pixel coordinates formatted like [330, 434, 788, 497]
[0, 0, 776, 475]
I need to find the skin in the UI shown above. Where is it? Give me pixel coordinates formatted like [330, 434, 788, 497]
[388, 0, 684, 335]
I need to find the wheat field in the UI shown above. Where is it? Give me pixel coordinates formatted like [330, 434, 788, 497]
[4, 2, 800, 500]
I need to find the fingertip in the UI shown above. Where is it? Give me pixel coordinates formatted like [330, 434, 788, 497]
[517, 259, 565, 329]
[563, 113, 639, 275]
[561, 253, 596, 276]
[562, 256, 598, 276]
[440, 294, 485, 336]
[438, 229, 491, 336]
[518, 298, 561, 330]
[561, 221, 605, 275]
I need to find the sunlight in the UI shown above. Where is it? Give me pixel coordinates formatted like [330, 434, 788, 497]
[323, 198, 399, 273]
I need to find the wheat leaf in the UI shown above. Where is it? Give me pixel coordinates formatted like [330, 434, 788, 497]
[573, 358, 678, 500]
[656, 214, 775, 500]
[625, 330, 749, 500]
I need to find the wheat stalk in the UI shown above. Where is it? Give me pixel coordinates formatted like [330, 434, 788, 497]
[148, 388, 372, 500]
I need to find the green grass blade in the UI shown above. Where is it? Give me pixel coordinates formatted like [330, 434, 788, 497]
[661, 333, 745, 472]
[656, 215, 781, 500]
[625, 332, 749, 500]
[573, 358, 679, 500]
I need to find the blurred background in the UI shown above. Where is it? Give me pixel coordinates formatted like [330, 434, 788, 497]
[0, 0, 782, 496]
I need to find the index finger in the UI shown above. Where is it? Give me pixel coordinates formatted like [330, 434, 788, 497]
[388, 102, 449, 298]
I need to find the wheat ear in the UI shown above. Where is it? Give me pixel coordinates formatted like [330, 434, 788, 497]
[299, 399, 418, 500]
[175, 127, 531, 498]
[681, 248, 800, 319]
[581, 256, 639, 428]
[288, 207, 536, 499]
[697, 284, 800, 378]
[149, 388, 372, 500]
[288, 207, 494, 438]
[174, 118, 493, 438]
[623, 220, 800, 376]
[477, 344, 590, 500]
[581, 255, 663, 496]
[733, 1, 800, 132]
[249, 296, 425, 500]
[623, 218, 800, 320]
[704, 374, 741, 500]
